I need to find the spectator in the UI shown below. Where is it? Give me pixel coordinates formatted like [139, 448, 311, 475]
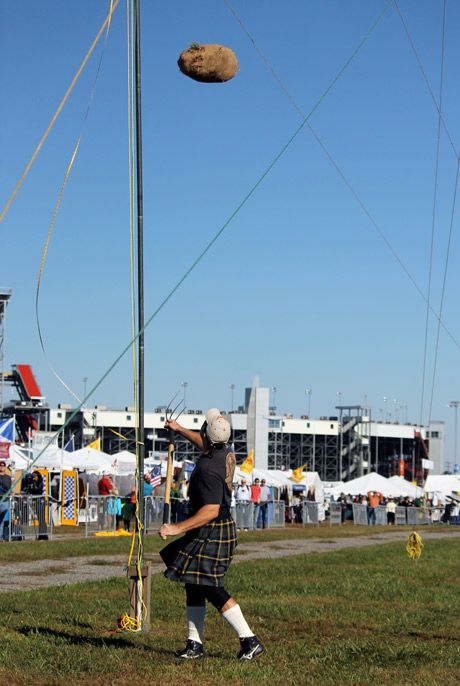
[386, 498, 396, 525]
[442, 500, 455, 524]
[0, 461, 12, 542]
[259, 479, 271, 529]
[98, 472, 113, 496]
[235, 479, 251, 502]
[337, 492, 347, 523]
[250, 478, 261, 530]
[235, 479, 252, 531]
[170, 480, 181, 523]
[122, 491, 134, 531]
[97, 472, 113, 530]
[367, 491, 383, 526]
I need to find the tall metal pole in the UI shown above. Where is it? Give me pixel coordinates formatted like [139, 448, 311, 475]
[135, 0, 145, 552]
[448, 401, 460, 474]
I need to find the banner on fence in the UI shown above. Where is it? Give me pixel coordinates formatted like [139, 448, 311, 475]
[61, 470, 78, 525]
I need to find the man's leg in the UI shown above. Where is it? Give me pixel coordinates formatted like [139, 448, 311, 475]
[205, 588, 265, 663]
[175, 584, 207, 659]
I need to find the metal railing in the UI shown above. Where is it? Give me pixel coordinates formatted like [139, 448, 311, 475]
[3, 495, 52, 541]
[302, 502, 320, 527]
[271, 501, 285, 528]
[349, 504, 445, 527]
[329, 502, 343, 526]
[234, 500, 253, 530]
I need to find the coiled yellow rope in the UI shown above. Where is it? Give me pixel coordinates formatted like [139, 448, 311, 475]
[406, 531, 424, 563]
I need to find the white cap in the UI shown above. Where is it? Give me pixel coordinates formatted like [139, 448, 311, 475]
[205, 407, 221, 424]
[206, 415, 231, 444]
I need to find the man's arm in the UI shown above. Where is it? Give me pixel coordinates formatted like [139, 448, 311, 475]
[159, 504, 219, 539]
[164, 419, 210, 453]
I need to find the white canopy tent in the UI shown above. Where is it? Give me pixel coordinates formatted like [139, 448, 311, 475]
[388, 476, 424, 498]
[424, 474, 460, 503]
[67, 447, 114, 473]
[329, 472, 412, 499]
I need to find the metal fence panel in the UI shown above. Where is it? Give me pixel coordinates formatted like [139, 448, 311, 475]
[85, 496, 118, 536]
[235, 501, 253, 530]
[302, 502, 319, 526]
[7, 496, 52, 541]
[352, 503, 368, 526]
[330, 502, 343, 526]
[144, 496, 165, 532]
[394, 506, 407, 525]
[271, 501, 285, 528]
[376, 506, 387, 526]
[406, 507, 430, 526]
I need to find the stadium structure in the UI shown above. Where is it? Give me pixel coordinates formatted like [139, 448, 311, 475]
[1, 363, 444, 483]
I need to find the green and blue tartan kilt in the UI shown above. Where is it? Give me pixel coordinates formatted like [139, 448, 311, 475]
[160, 516, 237, 587]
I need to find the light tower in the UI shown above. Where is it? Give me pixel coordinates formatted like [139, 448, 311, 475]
[0, 288, 12, 413]
[448, 401, 460, 474]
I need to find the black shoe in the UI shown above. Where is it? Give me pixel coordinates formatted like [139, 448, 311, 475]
[237, 635, 265, 662]
[175, 639, 204, 659]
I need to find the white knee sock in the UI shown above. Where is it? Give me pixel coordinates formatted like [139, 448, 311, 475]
[186, 605, 206, 644]
[221, 604, 254, 639]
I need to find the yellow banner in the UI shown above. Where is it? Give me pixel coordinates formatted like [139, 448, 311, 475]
[87, 437, 100, 450]
[240, 450, 254, 474]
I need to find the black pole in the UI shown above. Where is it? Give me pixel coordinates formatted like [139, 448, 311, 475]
[135, 0, 145, 555]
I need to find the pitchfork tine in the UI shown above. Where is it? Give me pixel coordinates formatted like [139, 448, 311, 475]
[174, 404, 186, 422]
[165, 390, 180, 420]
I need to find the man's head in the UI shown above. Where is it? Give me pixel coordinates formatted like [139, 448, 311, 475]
[206, 414, 231, 445]
[0, 461, 6, 470]
[205, 408, 221, 424]
[254, 478, 259, 486]
[241, 479, 247, 486]
[261, 479, 266, 487]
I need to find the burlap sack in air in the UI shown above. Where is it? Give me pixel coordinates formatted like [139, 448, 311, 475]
[177, 44, 238, 83]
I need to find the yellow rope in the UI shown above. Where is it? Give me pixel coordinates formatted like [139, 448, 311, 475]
[406, 531, 424, 563]
[0, 0, 119, 226]
[34, 0, 117, 417]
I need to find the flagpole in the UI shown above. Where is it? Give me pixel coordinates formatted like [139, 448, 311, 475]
[135, 0, 145, 554]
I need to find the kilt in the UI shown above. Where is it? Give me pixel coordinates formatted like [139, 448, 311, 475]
[160, 516, 237, 587]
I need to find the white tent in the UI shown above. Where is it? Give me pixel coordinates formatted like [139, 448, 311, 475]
[31, 447, 74, 471]
[424, 474, 460, 501]
[68, 447, 114, 473]
[330, 472, 411, 499]
[234, 467, 282, 487]
[388, 476, 424, 498]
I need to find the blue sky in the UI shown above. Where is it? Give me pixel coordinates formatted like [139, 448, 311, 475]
[1, 1, 460, 463]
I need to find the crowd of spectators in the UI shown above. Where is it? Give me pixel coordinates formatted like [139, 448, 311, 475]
[333, 491, 458, 525]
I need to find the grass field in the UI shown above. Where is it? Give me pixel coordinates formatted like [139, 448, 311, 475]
[1, 528, 460, 686]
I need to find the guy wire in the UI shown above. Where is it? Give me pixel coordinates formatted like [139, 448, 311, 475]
[4, 0, 460, 506]
[419, 0, 446, 427]
[223, 0, 460, 352]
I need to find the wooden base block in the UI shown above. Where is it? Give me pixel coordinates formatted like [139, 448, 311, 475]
[128, 562, 151, 632]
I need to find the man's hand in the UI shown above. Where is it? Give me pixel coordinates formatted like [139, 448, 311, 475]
[159, 522, 179, 539]
[165, 418, 181, 432]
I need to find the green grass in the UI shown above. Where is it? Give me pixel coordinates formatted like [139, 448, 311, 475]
[1, 534, 460, 685]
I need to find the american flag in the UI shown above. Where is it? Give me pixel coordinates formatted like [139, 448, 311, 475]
[148, 465, 162, 489]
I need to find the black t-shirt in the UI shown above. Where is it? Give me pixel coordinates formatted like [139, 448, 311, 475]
[0, 473, 12, 495]
[188, 443, 235, 517]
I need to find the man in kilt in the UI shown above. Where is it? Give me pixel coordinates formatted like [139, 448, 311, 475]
[159, 408, 265, 662]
